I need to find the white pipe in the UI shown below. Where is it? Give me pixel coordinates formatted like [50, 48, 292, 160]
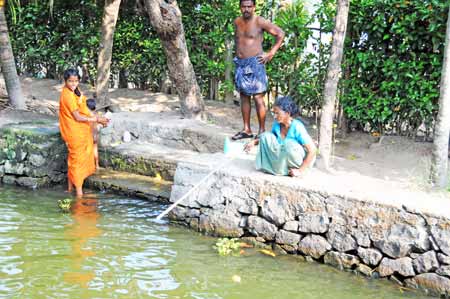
[156, 157, 235, 221]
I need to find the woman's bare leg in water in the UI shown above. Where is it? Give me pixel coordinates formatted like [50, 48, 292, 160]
[67, 177, 74, 193]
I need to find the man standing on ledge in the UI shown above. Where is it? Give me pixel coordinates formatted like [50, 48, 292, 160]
[232, 0, 285, 141]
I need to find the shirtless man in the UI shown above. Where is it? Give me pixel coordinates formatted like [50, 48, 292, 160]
[232, 0, 285, 141]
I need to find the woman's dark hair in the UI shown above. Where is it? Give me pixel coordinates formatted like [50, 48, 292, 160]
[63, 68, 82, 96]
[63, 68, 80, 81]
[86, 98, 96, 111]
[274, 96, 299, 116]
[240, 0, 256, 5]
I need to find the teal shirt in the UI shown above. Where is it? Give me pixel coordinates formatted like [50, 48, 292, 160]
[271, 119, 313, 146]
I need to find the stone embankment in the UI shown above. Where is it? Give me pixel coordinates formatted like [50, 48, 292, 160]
[0, 121, 67, 188]
[169, 159, 450, 298]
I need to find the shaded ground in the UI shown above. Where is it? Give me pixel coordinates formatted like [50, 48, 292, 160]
[1, 77, 447, 194]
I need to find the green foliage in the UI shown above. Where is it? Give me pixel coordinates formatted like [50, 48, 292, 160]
[214, 238, 241, 256]
[57, 198, 72, 213]
[341, 0, 449, 135]
[9, 1, 101, 81]
[112, 14, 165, 89]
[7, 0, 448, 136]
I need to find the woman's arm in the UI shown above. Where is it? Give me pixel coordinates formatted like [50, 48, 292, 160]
[289, 142, 317, 177]
[300, 143, 316, 169]
[72, 110, 97, 123]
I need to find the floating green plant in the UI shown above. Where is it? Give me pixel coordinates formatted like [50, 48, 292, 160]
[214, 238, 241, 256]
[58, 198, 72, 213]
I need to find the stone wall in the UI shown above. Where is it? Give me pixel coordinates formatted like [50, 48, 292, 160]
[0, 122, 67, 188]
[169, 162, 450, 297]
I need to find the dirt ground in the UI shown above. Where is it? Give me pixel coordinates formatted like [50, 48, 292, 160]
[1, 77, 446, 194]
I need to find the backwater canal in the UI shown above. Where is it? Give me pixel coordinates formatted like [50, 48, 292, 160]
[0, 186, 430, 298]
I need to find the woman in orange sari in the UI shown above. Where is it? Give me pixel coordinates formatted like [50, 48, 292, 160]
[59, 69, 109, 197]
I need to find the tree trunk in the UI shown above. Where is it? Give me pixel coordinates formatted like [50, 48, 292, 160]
[96, 0, 121, 109]
[144, 0, 204, 119]
[430, 7, 450, 188]
[318, 0, 349, 170]
[224, 38, 234, 103]
[160, 70, 174, 94]
[0, 2, 25, 109]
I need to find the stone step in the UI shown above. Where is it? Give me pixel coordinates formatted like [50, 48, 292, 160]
[99, 142, 231, 181]
[99, 111, 236, 153]
[86, 168, 172, 202]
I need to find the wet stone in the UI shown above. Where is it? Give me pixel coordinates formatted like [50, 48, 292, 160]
[357, 247, 383, 266]
[405, 273, 450, 298]
[247, 216, 278, 241]
[275, 230, 302, 249]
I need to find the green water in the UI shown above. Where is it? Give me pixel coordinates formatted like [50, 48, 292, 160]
[0, 186, 430, 299]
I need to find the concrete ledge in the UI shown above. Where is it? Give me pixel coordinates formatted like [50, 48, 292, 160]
[100, 142, 221, 181]
[86, 168, 171, 202]
[100, 112, 234, 153]
[169, 157, 450, 297]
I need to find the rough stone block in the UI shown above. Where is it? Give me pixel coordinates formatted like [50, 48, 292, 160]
[275, 230, 302, 248]
[405, 273, 450, 297]
[374, 223, 429, 258]
[2, 175, 17, 185]
[298, 213, 329, 234]
[438, 253, 450, 265]
[260, 194, 295, 227]
[247, 216, 278, 241]
[199, 206, 243, 237]
[431, 224, 450, 256]
[283, 221, 299, 232]
[357, 264, 374, 277]
[436, 266, 450, 278]
[413, 251, 439, 274]
[327, 224, 357, 252]
[298, 234, 331, 259]
[378, 257, 415, 277]
[357, 247, 383, 266]
[324, 251, 360, 270]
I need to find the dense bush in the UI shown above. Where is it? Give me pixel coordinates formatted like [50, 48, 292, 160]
[342, 0, 449, 136]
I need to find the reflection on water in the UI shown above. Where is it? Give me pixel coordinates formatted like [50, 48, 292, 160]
[0, 186, 431, 299]
[64, 197, 102, 288]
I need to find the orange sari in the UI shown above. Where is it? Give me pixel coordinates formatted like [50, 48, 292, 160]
[59, 86, 95, 188]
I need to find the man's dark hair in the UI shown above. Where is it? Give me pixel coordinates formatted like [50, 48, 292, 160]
[240, 0, 256, 5]
[86, 98, 96, 111]
[274, 96, 299, 116]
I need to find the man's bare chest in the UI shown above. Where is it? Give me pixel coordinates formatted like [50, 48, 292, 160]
[236, 25, 263, 39]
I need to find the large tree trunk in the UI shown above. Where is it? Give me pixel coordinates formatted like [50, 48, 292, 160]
[96, 0, 121, 109]
[430, 7, 450, 188]
[0, 1, 25, 109]
[144, 0, 204, 119]
[318, 0, 349, 170]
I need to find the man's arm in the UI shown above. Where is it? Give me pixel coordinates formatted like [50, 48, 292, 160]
[257, 16, 285, 64]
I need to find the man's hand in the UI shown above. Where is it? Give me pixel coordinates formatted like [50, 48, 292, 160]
[258, 52, 274, 64]
[288, 168, 303, 177]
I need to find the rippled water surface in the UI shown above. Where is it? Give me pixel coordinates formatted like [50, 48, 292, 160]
[0, 186, 430, 299]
